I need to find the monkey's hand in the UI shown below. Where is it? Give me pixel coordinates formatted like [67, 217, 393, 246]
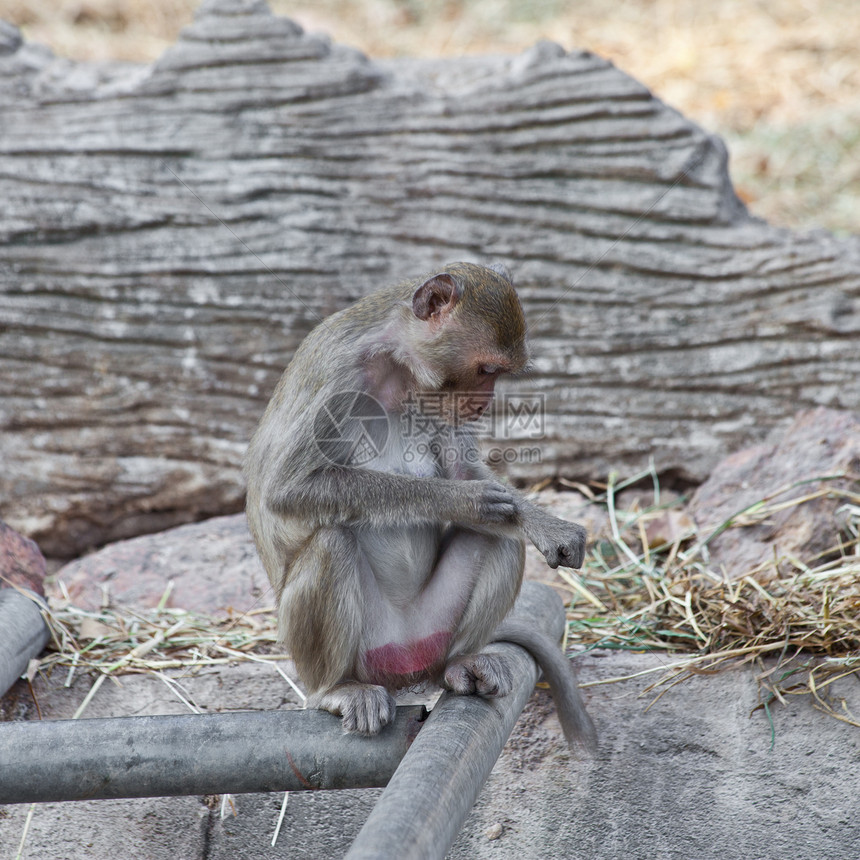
[523, 509, 587, 569]
[474, 480, 518, 524]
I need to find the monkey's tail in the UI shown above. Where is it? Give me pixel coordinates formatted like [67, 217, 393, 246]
[493, 618, 597, 753]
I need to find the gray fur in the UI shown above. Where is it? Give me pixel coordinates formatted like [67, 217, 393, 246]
[245, 263, 595, 745]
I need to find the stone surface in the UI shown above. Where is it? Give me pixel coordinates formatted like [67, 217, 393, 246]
[2, 647, 858, 859]
[447, 652, 860, 860]
[2, 0, 860, 557]
[688, 407, 860, 578]
[0, 796, 210, 860]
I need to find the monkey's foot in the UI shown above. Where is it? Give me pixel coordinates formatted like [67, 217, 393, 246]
[442, 653, 513, 698]
[311, 683, 397, 736]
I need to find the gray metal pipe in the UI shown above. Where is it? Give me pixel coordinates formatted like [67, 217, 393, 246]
[0, 576, 572, 860]
[0, 587, 50, 698]
[346, 581, 568, 860]
[0, 705, 426, 804]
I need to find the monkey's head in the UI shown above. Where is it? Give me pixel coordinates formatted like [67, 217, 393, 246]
[408, 262, 528, 425]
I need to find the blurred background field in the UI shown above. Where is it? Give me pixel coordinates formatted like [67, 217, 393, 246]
[1, 0, 857, 236]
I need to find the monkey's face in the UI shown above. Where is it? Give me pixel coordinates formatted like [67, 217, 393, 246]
[433, 357, 509, 425]
[407, 264, 528, 425]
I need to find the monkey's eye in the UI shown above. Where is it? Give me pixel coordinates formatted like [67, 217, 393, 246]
[478, 364, 501, 377]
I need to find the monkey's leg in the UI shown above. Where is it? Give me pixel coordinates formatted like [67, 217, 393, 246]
[442, 651, 515, 698]
[437, 530, 597, 750]
[308, 682, 397, 737]
[280, 525, 396, 735]
[436, 530, 525, 698]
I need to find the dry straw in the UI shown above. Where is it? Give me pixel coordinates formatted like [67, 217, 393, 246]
[560, 467, 860, 733]
[37, 588, 289, 718]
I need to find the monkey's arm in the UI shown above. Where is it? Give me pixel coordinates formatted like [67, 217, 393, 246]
[269, 466, 518, 527]
[455, 460, 586, 568]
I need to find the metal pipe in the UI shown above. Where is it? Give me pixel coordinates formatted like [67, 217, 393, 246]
[0, 588, 50, 698]
[346, 581, 567, 860]
[0, 577, 569, 845]
[0, 705, 426, 804]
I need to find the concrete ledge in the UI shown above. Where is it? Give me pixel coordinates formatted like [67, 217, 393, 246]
[3, 644, 858, 858]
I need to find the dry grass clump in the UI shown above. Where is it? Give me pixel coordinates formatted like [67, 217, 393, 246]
[562, 469, 860, 729]
[34, 589, 289, 719]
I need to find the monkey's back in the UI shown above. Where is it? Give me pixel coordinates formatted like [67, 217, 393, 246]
[244, 288, 406, 590]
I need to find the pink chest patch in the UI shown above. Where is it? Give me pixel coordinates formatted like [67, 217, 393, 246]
[363, 631, 452, 684]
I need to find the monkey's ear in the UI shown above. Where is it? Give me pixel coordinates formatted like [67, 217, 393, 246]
[412, 273, 462, 322]
[487, 262, 512, 282]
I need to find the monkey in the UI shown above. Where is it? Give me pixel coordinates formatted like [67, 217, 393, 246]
[244, 262, 596, 750]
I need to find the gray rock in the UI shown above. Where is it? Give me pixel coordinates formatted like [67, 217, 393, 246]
[4, 483, 859, 858]
[2, 650, 857, 859]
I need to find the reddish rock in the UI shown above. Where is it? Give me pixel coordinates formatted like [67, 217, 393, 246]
[0, 520, 47, 596]
[53, 514, 270, 615]
[687, 408, 860, 579]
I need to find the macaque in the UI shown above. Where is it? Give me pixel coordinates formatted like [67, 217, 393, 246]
[245, 262, 596, 750]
